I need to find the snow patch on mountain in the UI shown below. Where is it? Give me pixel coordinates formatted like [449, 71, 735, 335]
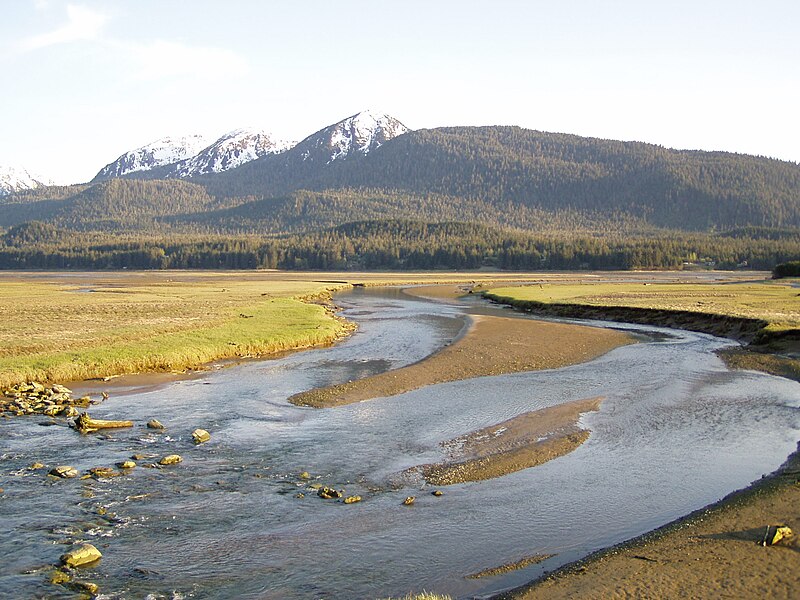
[299, 110, 410, 164]
[94, 134, 210, 180]
[0, 165, 53, 196]
[173, 128, 293, 177]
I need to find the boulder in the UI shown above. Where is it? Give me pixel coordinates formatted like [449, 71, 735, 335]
[158, 455, 183, 466]
[147, 419, 165, 430]
[116, 460, 136, 470]
[344, 495, 362, 504]
[49, 466, 78, 479]
[191, 428, 211, 444]
[60, 543, 102, 567]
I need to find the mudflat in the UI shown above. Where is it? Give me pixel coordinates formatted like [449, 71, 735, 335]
[500, 465, 800, 599]
[289, 315, 632, 407]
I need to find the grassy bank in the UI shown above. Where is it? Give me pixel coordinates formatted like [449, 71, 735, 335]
[483, 279, 800, 381]
[0, 272, 353, 387]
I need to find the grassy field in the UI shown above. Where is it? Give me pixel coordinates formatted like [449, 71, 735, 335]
[0, 272, 355, 387]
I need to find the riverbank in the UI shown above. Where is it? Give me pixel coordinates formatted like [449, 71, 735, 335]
[483, 279, 800, 382]
[288, 314, 632, 407]
[482, 280, 800, 598]
[495, 445, 800, 599]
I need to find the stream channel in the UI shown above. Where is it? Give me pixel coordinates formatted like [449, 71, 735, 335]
[1, 287, 799, 599]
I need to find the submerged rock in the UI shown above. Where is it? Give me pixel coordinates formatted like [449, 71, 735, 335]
[49, 466, 78, 479]
[88, 466, 120, 479]
[60, 543, 102, 567]
[191, 428, 211, 444]
[299, 471, 311, 480]
[49, 569, 72, 585]
[317, 487, 342, 499]
[431, 490, 444, 497]
[116, 460, 136, 470]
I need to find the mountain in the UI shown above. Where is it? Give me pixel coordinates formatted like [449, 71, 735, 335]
[202, 110, 410, 195]
[205, 125, 800, 231]
[92, 134, 210, 181]
[292, 110, 409, 164]
[171, 128, 292, 178]
[6, 113, 800, 234]
[0, 165, 52, 196]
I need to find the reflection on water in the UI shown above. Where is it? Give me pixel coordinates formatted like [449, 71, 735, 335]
[0, 287, 798, 599]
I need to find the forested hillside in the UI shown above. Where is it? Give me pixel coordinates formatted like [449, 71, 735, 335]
[1, 124, 798, 271]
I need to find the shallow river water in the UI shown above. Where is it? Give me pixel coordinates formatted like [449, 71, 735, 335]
[1, 288, 799, 599]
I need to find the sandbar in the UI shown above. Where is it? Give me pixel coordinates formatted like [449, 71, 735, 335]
[289, 315, 632, 408]
[416, 396, 603, 485]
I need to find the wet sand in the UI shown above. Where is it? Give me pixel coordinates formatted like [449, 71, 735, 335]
[289, 315, 632, 408]
[416, 397, 603, 485]
[498, 450, 800, 599]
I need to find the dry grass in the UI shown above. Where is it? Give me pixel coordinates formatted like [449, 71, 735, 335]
[485, 280, 800, 332]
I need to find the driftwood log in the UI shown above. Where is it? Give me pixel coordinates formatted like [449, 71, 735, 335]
[74, 412, 134, 433]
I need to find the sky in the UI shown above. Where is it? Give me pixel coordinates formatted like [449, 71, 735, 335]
[1, 0, 799, 184]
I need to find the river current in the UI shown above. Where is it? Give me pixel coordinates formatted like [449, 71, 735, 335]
[1, 287, 798, 599]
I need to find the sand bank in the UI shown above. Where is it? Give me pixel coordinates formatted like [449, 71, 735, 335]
[497, 448, 800, 599]
[289, 315, 632, 408]
[415, 396, 603, 485]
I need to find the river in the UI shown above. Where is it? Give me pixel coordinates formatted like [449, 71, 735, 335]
[1, 287, 798, 599]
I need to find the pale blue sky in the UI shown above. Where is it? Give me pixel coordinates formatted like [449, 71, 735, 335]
[1, 0, 798, 183]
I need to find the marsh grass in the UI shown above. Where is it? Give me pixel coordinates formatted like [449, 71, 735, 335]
[0, 274, 351, 387]
[485, 280, 800, 332]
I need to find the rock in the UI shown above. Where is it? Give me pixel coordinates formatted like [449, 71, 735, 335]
[74, 412, 134, 433]
[308, 483, 323, 490]
[51, 384, 73, 395]
[762, 525, 794, 546]
[431, 490, 444, 497]
[295, 493, 305, 499]
[158, 454, 182, 466]
[116, 460, 136, 469]
[147, 419, 165, 430]
[88, 467, 120, 478]
[29, 462, 46, 470]
[191, 428, 211, 444]
[49, 569, 72, 585]
[344, 495, 362, 504]
[49, 466, 78, 478]
[130, 453, 153, 461]
[317, 487, 342, 499]
[60, 543, 102, 567]
[402, 496, 415, 506]
[299, 471, 311, 480]
[70, 581, 99, 595]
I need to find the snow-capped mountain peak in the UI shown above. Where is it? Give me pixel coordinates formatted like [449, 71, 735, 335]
[93, 134, 210, 181]
[0, 165, 53, 196]
[173, 128, 293, 178]
[300, 110, 410, 164]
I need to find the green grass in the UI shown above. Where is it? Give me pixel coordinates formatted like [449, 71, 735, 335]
[0, 273, 352, 387]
